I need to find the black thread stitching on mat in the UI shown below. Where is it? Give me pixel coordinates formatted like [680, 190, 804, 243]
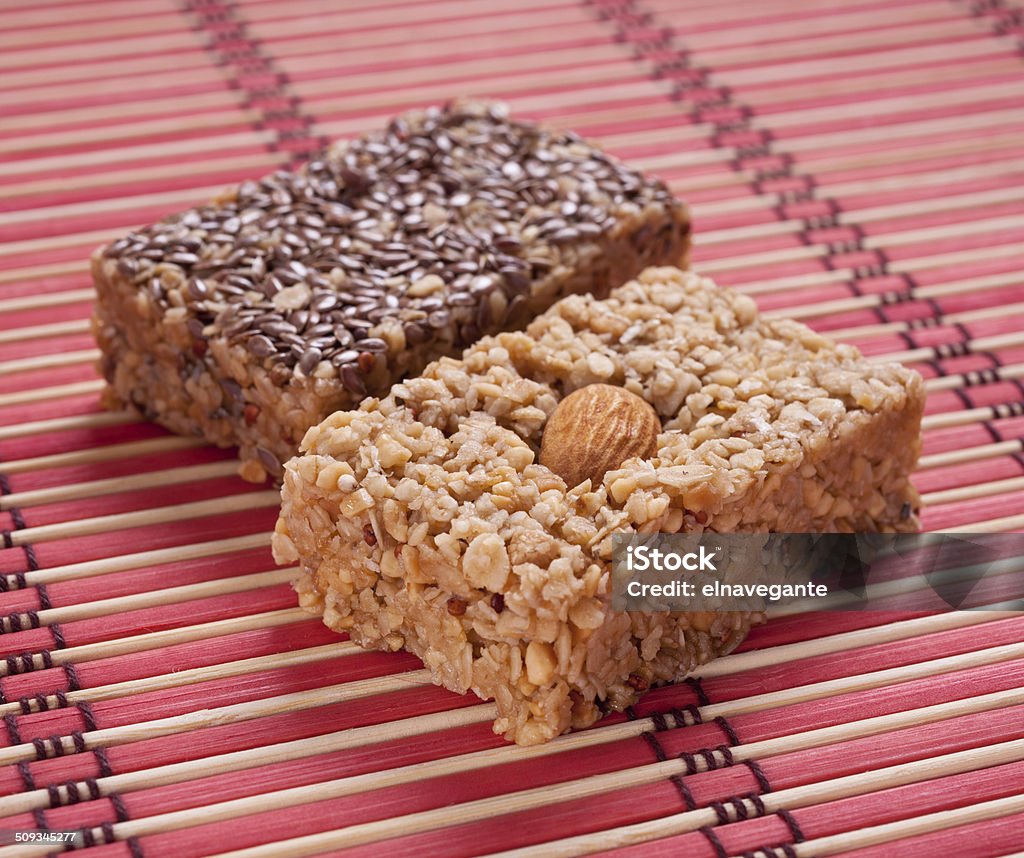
[65, 662, 82, 693]
[963, 0, 1024, 54]
[745, 759, 772, 794]
[673, 704, 702, 727]
[670, 774, 697, 809]
[184, 0, 326, 165]
[78, 701, 98, 733]
[710, 793, 767, 825]
[684, 677, 710, 707]
[18, 760, 35, 791]
[778, 807, 806, 843]
[714, 715, 739, 746]
[642, 732, 668, 762]
[5, 713, 22, 745]
[700, 825, 728, 858]
[680, 744, 733, 775]
[109, 792, 130, 823]
[94, 746, 113, 779]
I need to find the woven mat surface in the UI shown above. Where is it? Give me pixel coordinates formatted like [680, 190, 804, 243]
[1, 0, 1024, 855]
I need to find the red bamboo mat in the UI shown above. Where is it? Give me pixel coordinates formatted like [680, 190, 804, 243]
[1, 0, 1023, 856]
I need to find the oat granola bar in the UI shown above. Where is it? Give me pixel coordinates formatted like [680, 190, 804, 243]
[91, 101, 689, 481]
[273, 267, 924, 744]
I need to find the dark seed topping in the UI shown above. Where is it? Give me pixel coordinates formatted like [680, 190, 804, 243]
[107, 101, 681, 390]
[446, 596, 468, 617]
[490, 593, 505, 613]
[255, 446, 281, 477]
[187, 278, 209, 299]
[341, 365, 367, 396]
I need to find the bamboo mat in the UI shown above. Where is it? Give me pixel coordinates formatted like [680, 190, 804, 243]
[1, 0, 1023, 855]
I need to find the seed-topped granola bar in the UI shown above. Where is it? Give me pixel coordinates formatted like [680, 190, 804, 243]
[273, 267, 924, 744]
[91, 101, 689, 481]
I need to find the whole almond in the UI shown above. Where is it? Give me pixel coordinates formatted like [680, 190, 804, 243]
[540, 383, 660, 488]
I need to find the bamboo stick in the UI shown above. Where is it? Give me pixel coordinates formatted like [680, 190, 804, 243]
[760, 78, 1024, 133]
[1, 42, 216, 92]
[694, 19, 996, 74]
[0, 668, 435, 767]
[782, 105, 1024, 155]
[0, 288, 93, 313]
[873, 330, 1024, 367]
[0, 318, 92, 346]
[0, 435, 206, 476]
[10, 566, 296, 627]
[0, 227, 124, 259]
[0, 64, 231, 112]
[0, 409, 136, 441]
[0, 130, 276, 179]
[1, 88, 247, 135]
[0, 184, 228, 228]
[1, 152, 286, 202]
[0, 378, 104, 408]
[6, 490, 280, 547]
[699, 196, 1024, 249]
[0, 347, 99, 377]
[0, 259, 86, 285]
[0, 11, 208, 53]
[794, 298, 1024, 332]
[924, 362, 1024, 394]
[921, 476, 1024, 508]
[938, 511, 1024, 534]
[0, 460, 239, 510]
[9, 532, 269, 588]
[0, 29, 207, 73]
[718, 22, 997, 86]
[922, 406, 1000, 432]
[0, 639, 356, 720]
[0, 0, 179, 32]
[918, 439, 1023, 471]
[0, 607, 308, 677]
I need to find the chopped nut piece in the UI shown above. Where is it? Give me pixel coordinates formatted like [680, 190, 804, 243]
[525, 641, 557, 686]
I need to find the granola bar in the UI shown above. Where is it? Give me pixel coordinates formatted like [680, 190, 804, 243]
[273, 267, 924, 744]
[91, 101, 689, 481]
